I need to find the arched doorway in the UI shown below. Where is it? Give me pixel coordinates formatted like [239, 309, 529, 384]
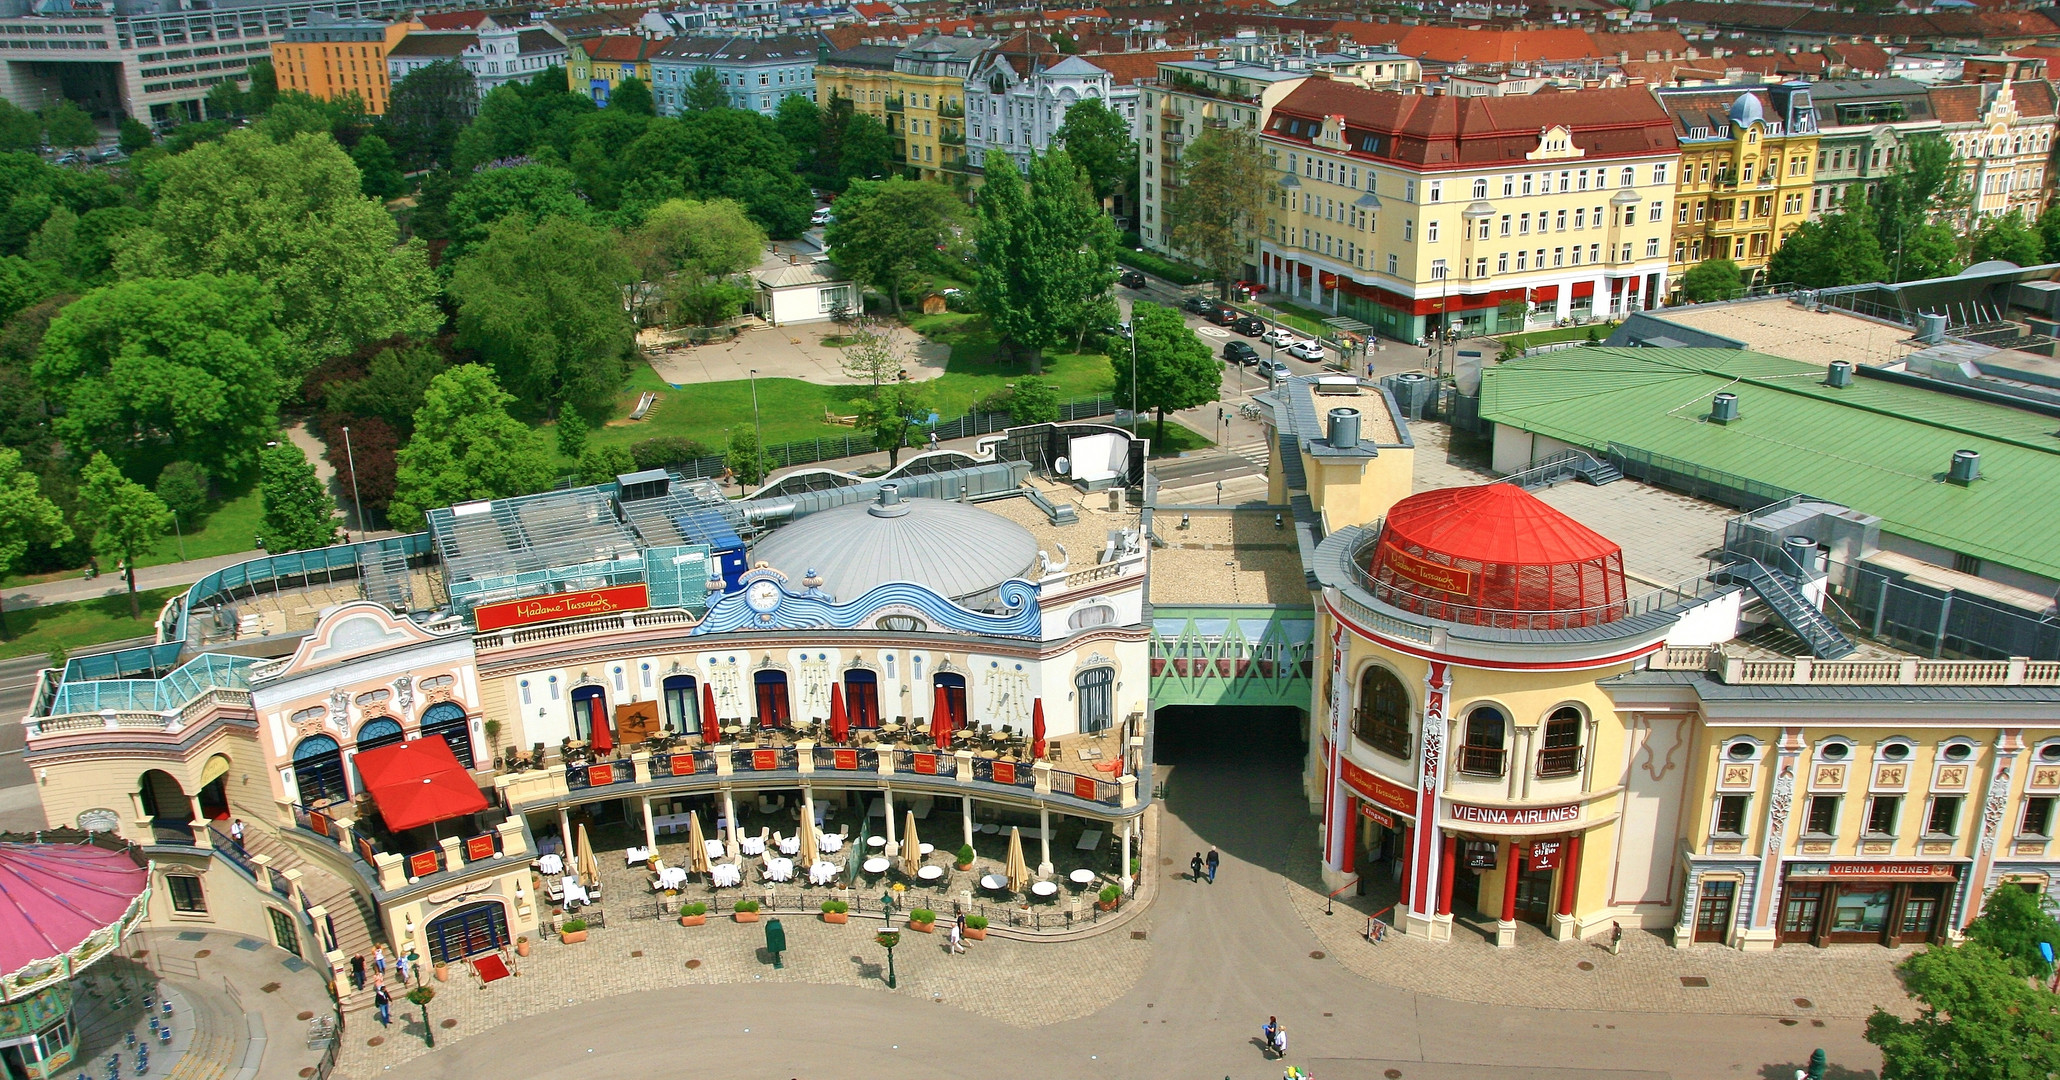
[934, 672, 967, 730]
[195, 754, 231, 821]
[1074, 668, 1112, 734]
[421, 702, 473, 767]
[353, 718, 404, 790]
[570, 685, 607, 744]
[138, 769, 189, 841]
[754, 670, 790, 728]
[844, 669, 879, 728]
[424, 900, 509, 964]
[292, 735, 348, 807]
[661, 674, 699, 733]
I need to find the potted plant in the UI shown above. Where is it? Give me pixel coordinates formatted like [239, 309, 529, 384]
[559, 917, 589, 943]
[821, 899, 849, 924]
[906, 907, 936, 932]
[963, 914, 988, 941]
[484, 718, 501, 752]
[515, 935, 530, 957]
[954, 843, 976, 871]
[1096, 884, 1121, 912]
[679, 901, 707, 927]
[734, 899, 761, 923]
[433, 959, 449, 981]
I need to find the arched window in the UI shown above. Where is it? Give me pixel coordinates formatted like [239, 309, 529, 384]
[754, 670, 790, 728]
[1538, 707, 1582, 778]
[1353, 668, 1410, 758]
[934, 672, 968, 731]
[662, 675, 698, 733]
[1068, 605, 1114, 630]
[1459, 706, 1507, 777]
[356, 717, 404, 754]
[1076, 667, 1113, 734]
[421, 702, 472, 767]
[292, 735, 349, 806]
[844, 668, 880, 728]
[570, 685, 606, 744]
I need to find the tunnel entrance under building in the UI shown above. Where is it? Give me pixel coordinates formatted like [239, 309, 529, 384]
[1150, 705, 1304, 767]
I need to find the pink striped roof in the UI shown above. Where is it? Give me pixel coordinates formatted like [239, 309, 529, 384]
[0, 842, 147, 974]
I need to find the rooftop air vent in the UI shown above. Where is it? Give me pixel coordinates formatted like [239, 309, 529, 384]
[1948, 449, 1980, 485]
[1826, 360, 1852, 388]
[1710, 392, 1740, 424]
[1326, 408, 1361, 448]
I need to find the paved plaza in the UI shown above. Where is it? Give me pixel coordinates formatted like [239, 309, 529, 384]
[344, 709, 1901, 1080]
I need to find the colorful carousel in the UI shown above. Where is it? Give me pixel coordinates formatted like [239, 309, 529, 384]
[0, 833, 150, 1080]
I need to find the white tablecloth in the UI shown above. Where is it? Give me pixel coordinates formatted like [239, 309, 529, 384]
[979, 874, 1006, 891]
[808, 861, 840, 885]
[862, 857, 889, 874]
[916, 865, 945, 881]
[537, 854, 563, 876]
[765, 857, 794, 882]
[777, 835, 800, 855]
[626, 846, 652, 865]
[1069, 868, 1097, 885]
[702, 839, 726, 863]
[919, 843, 934, 856]
[739, 836, 766, 856]
[817, 833, 844, 854]
[655, 867, 688, 890]
[710, 863, 742, 888]
[1031, 881, 1059, 897]
[866, 836, 886, 849]
[561, 877, 589, 907]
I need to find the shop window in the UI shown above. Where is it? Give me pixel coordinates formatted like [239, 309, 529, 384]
[167, 874, 205, 913]
[1865, 796, 1900, 836]
[1803, 795, 1839, 837]
[2021, 796, 2055, 838]
[1459, 706, 1506, 777]
[1353, 668, 1410, 759]
[1537, 707, 1582, 778]
[1714, 794, 1749, 836]
[1926, 795, 1962, 837]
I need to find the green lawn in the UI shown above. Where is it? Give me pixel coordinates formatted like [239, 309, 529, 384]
[1258, 301, 1339, 340]
[0, 484, 264, 590]
[1495, 324, 1606, 351]
[0, 586, 181, 661]
[590, 315, 1118, 456]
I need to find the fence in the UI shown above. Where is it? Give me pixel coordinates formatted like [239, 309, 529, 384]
[1606, 442, 1800, 511]
[622, 883, 1121, 933]
[644, 395, 1123, 481]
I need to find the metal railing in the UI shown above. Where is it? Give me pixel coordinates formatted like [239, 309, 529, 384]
[1349, 531, 1730, 631]
[1536, 745, 1583, 779]
[1352, 709, 1410, 759]
[1458, 745, 1505, 777]
[625, 882, 1123, 933]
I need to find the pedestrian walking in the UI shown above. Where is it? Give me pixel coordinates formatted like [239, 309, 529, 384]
[348, 954, 365, 992]
[1205, 847, 1220, 884]
[229, 818, 245, 846]
[1190, 851, 1205, 882]
[1273, 1023, 1288, 1058]
[948, 920, 965, 955]
[395, 950, 410, 984]
[373, 982, 390, 1027]
[1262, 1016, 1278, 1057]
[371, 944, 387, 977]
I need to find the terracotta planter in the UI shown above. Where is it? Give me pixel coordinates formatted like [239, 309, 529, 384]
[515, 939, 531, 957]
[679, 915, 706, 927]
[822, 911, 848, 924]
[1096, 900, 1119, 912]
[964, 927, 987, 940]
[906, 919, 935, 933]
[560, 929, 588, 944]
[434, 964, 449, 982]
[735, 911, 759, 923]
[954, 862, 974, 872]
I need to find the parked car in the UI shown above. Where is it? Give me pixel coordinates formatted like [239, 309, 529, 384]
[1206, 306, 1238, 326]
[1181, 295, 1218, 316]
[1117, 269, 1147, 289]
[1232, 279, 1261, 299]
[1258, 358, 1290, 381]
[1286, 339, 1326, 361]
[1234, 315, 1266, 336]
[1260, 327, 1296, 348]
[1223, 341, 1259, 365]
[810, 208, 835, 226]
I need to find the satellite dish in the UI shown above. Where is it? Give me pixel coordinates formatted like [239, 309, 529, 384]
[1054, 456, 1071, 476]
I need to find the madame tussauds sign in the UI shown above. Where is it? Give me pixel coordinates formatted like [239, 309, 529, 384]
[474, 585, 650, 631]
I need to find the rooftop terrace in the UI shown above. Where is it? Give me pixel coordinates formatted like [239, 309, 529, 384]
[1651, 299, 1924, 369]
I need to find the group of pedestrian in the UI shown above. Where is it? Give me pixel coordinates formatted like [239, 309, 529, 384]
[1262, 1015, 1288, 1059]
[1189, 847, 1220, 884]
[351, 944, 408, 1026]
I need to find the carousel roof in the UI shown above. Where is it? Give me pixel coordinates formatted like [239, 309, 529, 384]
[749, 485, 1038, 602]
[0, 841, 148, 976]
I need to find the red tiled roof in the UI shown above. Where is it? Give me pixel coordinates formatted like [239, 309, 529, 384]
[1079, 47, 1218, 85]
[2008, 78, 2058, 119]
[824, 24, 869, 50]
[418, 9, 494, 30]
[1591, 29, 1691, 59]
[1823, 41, 1893, 74]
[1929, 83, 1984, 124]
[1267, 82, 1678, 170]
[580, 35, 667, 63]
[853, 2, 897, 18]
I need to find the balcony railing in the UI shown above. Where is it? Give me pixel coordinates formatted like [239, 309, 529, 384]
[1536, 745, 1583, 779]
[938, 101, 963, 118]
[1458, 744, 1506, 777]
[885, 96, 905, 112]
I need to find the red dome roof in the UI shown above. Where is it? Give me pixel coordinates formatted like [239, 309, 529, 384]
[1364, 484, 1627, 628]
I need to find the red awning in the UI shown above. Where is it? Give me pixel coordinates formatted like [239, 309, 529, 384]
[353, 738, 489, 832]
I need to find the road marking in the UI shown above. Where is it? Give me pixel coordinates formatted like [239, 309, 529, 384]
[1195, 327, 1229, 338]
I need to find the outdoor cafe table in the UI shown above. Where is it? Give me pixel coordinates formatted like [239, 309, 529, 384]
[561, 876, 590, 908]
[866, 835, 887, 849]
[817, 834, 844, 854]
[916, 865, 945, 882]
[739, 835, 767, 856]
[777, 835, 801, 855]
[702, 839, 726, 863]
[654, 867, 688, 890]
[862, 857, 890, 875]
[1069, 868, 1097, 886]
[1030, 881, 1059, 899]
[625, 846, 653, 866]
[918, 843, 934, 856]
[979, 874, 1007, 892]
[710, 863, 742, 888]
[808, 861, 840, 885]
[765, 857, 794, 883]
[537, 853, 564, 876]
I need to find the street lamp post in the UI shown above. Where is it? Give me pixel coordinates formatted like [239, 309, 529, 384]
[875, 890, 900, 989]
[170, 511, 185, 562]
[342, 425, 366, 543]
[748, 369, 764, 494]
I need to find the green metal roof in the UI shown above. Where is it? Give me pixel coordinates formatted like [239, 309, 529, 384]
[1477, 347, 2060, 582]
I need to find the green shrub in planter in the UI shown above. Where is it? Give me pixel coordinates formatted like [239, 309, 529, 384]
[909, 908, 936, 924]
[734, 899, 760, 913]
[560, 917, 588, 933]
[1098, 884, 1121, 905]
[821, 899, 849, 914]
[965, 914, 988, 930]
[955, 843, 976, 867]
[680, 902, 707, 917]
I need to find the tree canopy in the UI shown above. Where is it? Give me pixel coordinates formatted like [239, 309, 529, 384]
[448, 215, 636, 420]
[824, 178, 962, 314]
[1677, 258, 1745, 303]
[388, 364, 555, 530]
[0, 445, 67, 579]
[683, 67, 730, 112]
[1972, 209, 2043, 267]
[1866, 941, 2060, 1080]
[1768, 189, 1889, 288]
[258, 442, 336, 552]
[1166, 126, 1267, 298]
[1115, 300, 1219, 441]
[75, 452, 171, 618]
[1053, 98, 1137, 208]
[386, 61, 478, 170]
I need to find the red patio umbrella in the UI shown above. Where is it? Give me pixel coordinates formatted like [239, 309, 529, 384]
[352, 738, 489, 833]
[1030, 698, 1046, 760]
[700, 682, 719, 745]
[589, 700, 614, 757]
[828, 682, 849, 745]
[930, 682, 951, 746]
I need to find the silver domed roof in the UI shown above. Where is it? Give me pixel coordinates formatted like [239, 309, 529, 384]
[749, 486, 1039, 603]
[1728, 92, 1764, 128]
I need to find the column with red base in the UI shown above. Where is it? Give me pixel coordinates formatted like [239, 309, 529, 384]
[1436, 833, 1457, 916]
[1399, 663, 1452, 942]
[1495, 838, 1522, 948]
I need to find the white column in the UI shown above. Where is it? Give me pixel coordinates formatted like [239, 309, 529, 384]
[1594, 274, 1609, 318]
[1120, 820, 1133, 894]
[961, 796, 974, 850]
[640, 795, 655, 851]
[883, 788, 897, 853]
[802, 786, 816, 834]
[1312, 270, 1325, 307]
[1038, 806, 1053, 876]
[558, 807, 572, 854]
[721, 789, 737, 840]
[1555, 280, 1571, 322]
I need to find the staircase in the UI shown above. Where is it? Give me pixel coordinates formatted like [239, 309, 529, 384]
[1721, 557, 1857, 659]
[214, 821, 386, 1012]
[1505, 448, 1620, 490]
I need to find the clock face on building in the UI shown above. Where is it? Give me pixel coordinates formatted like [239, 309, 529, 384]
[745, 579, 782, 614]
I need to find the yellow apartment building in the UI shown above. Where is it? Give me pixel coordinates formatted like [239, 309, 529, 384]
[815, 33, 989, 182]
[1653, 84, 1821, 294]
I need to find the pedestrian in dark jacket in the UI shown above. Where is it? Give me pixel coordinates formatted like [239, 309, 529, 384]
[1190, 851, 1205, 882]
[373, 982, 391, 1027]
[349, 954, 365, 991]
[1205, 847, 1220, 884]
